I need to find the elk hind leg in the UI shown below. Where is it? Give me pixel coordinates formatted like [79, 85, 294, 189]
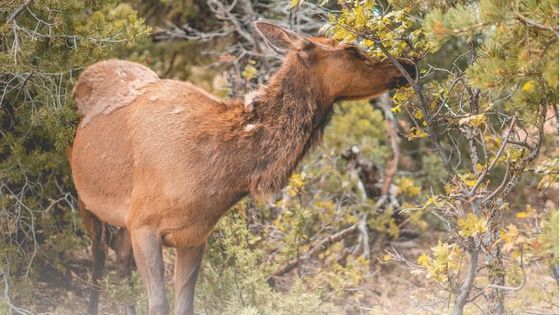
[79, 199, 108, 315]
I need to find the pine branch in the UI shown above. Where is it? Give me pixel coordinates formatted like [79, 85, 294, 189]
[515, 12, 559, 35]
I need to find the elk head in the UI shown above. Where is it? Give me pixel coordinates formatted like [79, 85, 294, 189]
[255, 21, 415, 103]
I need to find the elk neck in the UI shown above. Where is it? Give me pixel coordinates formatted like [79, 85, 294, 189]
[238, 53, 335, 198]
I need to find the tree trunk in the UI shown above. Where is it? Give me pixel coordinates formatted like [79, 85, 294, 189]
[486, 209, 506, 314]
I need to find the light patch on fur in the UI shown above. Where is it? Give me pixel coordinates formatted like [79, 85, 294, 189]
[244, 90, 260, 112]
[74, 60, 159, 127]
[244, 124, 256, 132]
[171, 107, 184, 114]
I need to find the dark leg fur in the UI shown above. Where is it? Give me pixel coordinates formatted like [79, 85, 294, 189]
[79, 199, 108, 315]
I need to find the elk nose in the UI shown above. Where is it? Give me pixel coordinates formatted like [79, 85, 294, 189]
[400, 60, 416, 80]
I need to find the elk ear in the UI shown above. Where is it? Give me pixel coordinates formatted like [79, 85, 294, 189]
[255, 21, 312, 55]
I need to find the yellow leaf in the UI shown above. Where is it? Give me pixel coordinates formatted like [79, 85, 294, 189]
[289, 0, 302, 8]
[241, 65, 257, 80]
[406, 127, 429, 141]
[383, 254, 392, 262]
[464, 179, 476, 187]
[500, 224, 521, 252]
[515, 212, 528, 219]
[458, 172, 478, 188]
[417, 253, 430, 266]
[522, 80, 537, 93]
[391, 104, 402, 113]
[287, 172, 305, 196]
[361, 38, 374, 47]
[470, 114, 486, 127]
[396, 177, 421, 197]
[475, 163, 486, 173]
[431, 241, 450, 262]
[425, 196, 439, 207]
[458, 213, 486, 237]
[353, 6, 368, 28]
[459, 114, 486, 128]
[332, 26, 349, 41]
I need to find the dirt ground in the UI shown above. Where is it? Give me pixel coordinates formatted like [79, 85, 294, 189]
[29, 230, 558, 315]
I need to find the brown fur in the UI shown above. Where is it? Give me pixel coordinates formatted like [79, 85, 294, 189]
[70, 22, 413, 315]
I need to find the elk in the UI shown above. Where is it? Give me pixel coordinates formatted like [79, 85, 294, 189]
[69, 22, 414, 315]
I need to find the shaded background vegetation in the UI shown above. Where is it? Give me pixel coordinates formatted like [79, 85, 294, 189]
[0, 0, 558, 314]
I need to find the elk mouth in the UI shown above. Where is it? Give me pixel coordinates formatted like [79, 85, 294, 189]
[390, 61, 416, 88]
[396, 76, 411, 87]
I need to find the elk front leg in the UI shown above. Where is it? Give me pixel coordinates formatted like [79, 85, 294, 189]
[174, 244, 205, 315]
[130, 228, 169, 315]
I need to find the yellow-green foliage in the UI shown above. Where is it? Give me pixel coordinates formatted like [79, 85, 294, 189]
[197, 206, 338, 314]
[416, 241, 461, 283]
[0, 0, 150, 311]
[324, 101, 389, 161]
[329, 0, 558, 312]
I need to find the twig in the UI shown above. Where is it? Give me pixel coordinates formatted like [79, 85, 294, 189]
[356, 214, 370, 259]
[270, 224, 358, 277]
[5, 0, 33, 25]
[482, 157, 510, 204]
[515, 12, 559, 35]
[375, 93, 400, 196]
[469, 117, 516, 195]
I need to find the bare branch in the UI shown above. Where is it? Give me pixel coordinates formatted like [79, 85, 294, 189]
[5, 0, 33, 25]
[270, 224, 358, 278]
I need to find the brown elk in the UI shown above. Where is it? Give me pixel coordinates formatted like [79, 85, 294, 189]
[69, 22, 414, 315]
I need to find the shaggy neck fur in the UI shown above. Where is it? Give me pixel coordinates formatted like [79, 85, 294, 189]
[233, 54, 335, 198]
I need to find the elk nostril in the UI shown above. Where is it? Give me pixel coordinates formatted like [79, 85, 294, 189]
[397, 76, 410, 87]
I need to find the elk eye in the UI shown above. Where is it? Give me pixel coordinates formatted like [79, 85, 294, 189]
[347, 47, 366, 60]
